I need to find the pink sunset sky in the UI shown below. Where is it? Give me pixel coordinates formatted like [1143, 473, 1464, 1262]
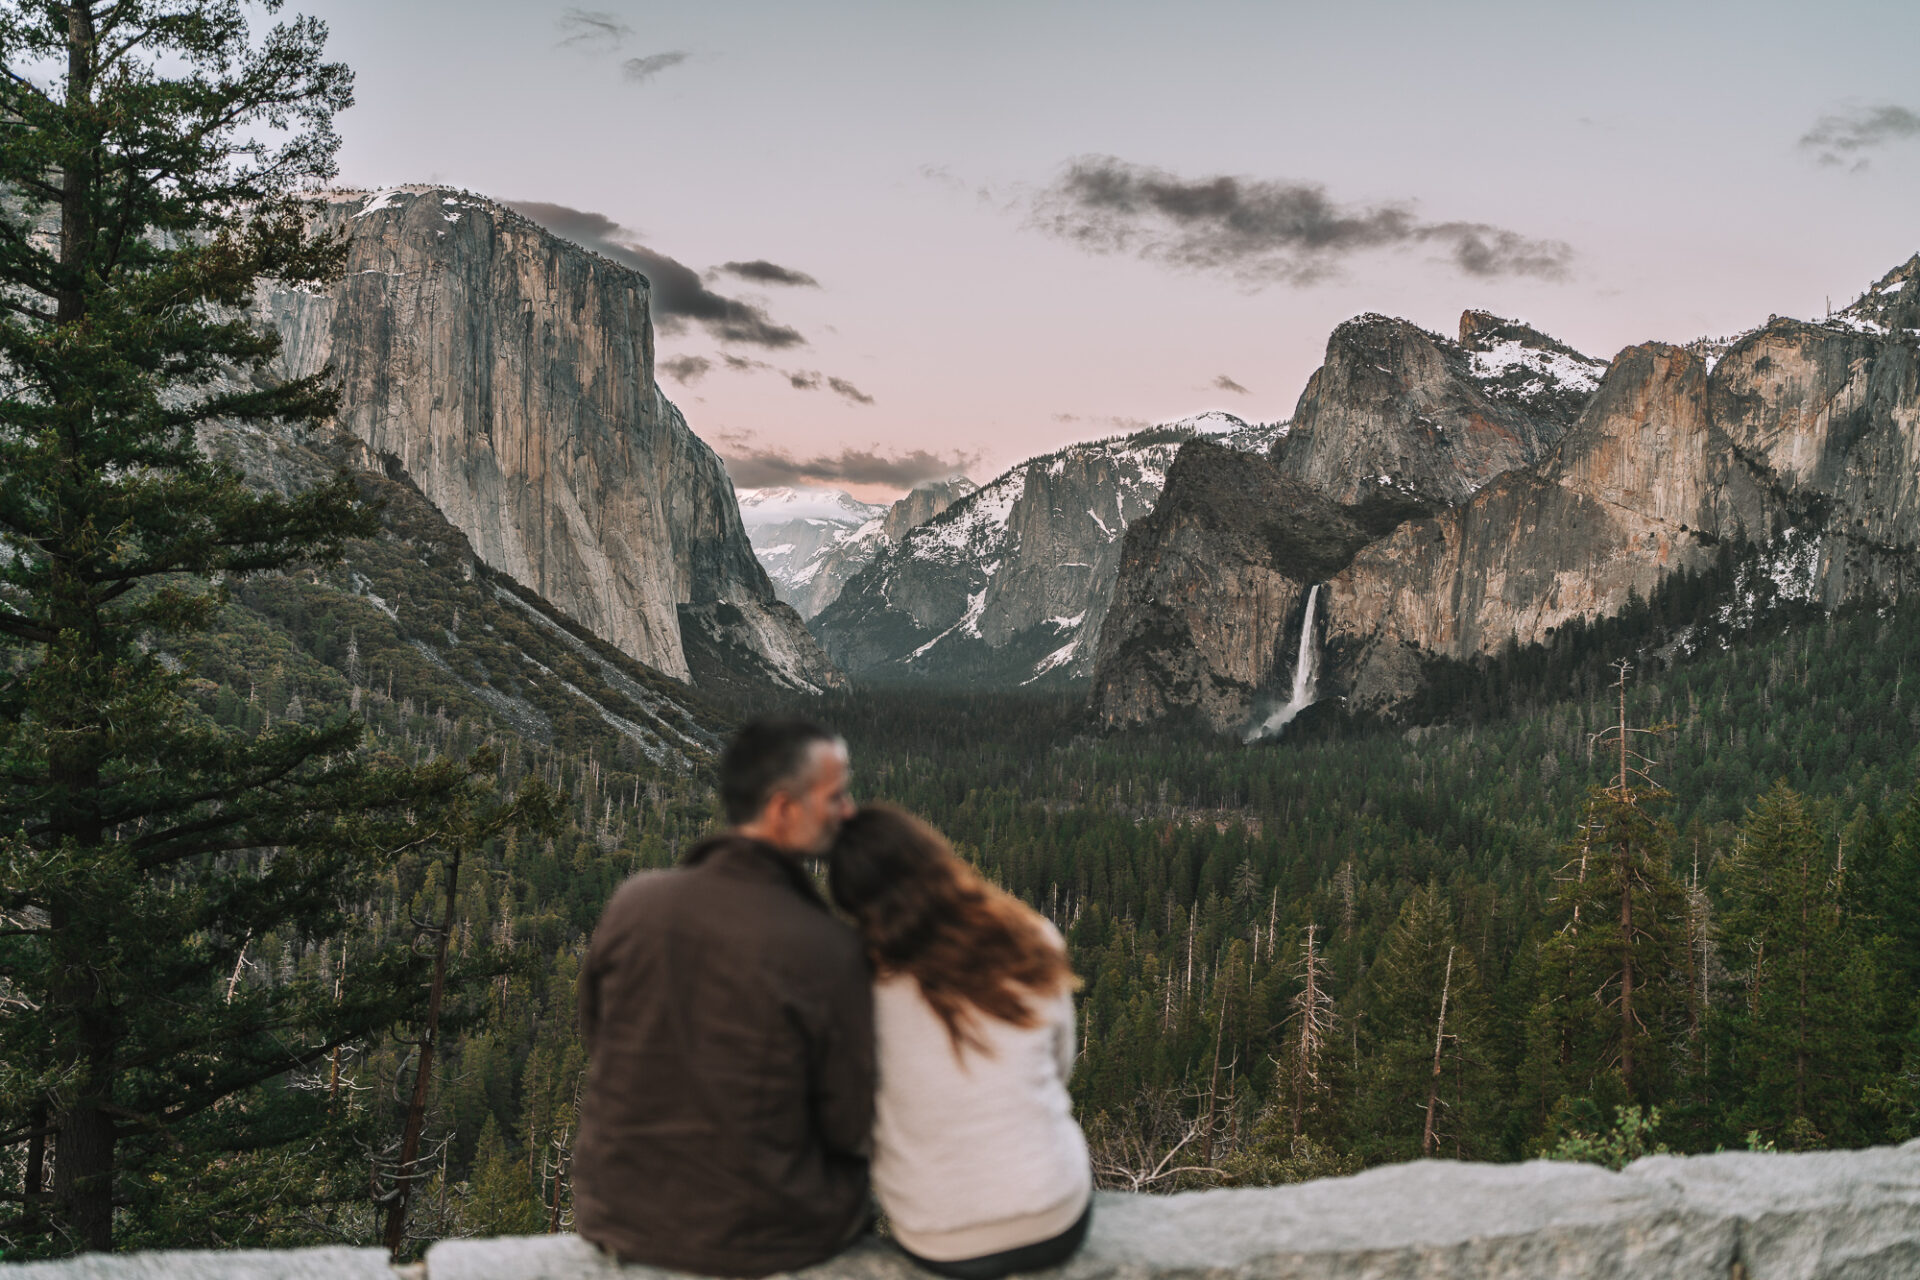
[307, 0, 1920, 503]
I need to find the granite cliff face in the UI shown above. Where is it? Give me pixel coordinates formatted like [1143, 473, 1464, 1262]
[813, 416, 1272, 685]
[256, 185, 839, 692]
[1093, 314, 1599, 731]
[1272, 313, 1602, 505]
[1329, 260, 1920, 713]
[1092, 441, 1416, 730]
[1095, 258, 1920, 733]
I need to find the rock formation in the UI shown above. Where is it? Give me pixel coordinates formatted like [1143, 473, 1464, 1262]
[1095, 257, 1920, 732]
[813, 417, 1273, 685]
[1272, 312, 1601, 505]
[33, 1139, 1920, 1278]
[1330, 259, 1920, 712]
[255, 186, 840, 693]
[1094, 315, 1600, 732]
[1092, 441, 1416, 730]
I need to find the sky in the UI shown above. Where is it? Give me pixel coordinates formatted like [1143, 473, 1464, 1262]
[300, 0, 1920, 502]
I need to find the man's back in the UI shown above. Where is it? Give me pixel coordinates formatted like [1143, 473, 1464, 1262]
[573, 835, 874, 1277]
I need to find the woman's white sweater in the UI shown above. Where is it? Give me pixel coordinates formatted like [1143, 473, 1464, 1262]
[868, 940, 1092, 1262]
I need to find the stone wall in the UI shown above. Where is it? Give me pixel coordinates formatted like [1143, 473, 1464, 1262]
[13, 1142, 1920, 1279]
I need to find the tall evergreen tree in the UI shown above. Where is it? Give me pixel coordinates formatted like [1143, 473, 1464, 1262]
[1713, 782, 1877, 1147]
[1351, 883, 1497, 1162]
[0, 1, 525, 1254]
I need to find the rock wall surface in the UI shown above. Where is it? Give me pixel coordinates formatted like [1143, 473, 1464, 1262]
[257, 186, 838, 692]
[1093, 314, 1597, 731]
[22, 1140, 1920, 1278]
[1329, 260, 1920, 711]
[1091, 441, 1412, 732]
[1272, 312, 1601, 505]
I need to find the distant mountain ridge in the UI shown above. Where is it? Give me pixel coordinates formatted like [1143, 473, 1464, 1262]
[811, 413, 1282, 685]
[743, 480, 977, 620]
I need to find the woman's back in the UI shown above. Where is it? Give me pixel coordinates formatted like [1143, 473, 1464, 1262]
[869, 924, 1091, 1261]
[830, 805, 1093, 1275]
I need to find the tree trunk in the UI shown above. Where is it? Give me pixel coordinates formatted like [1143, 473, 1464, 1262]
[1422, 946, 1454, 1157]
[382, 844, 463, 1257]
[1619, 855, 1635, 1092]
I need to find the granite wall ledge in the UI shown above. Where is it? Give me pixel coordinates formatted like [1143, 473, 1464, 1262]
[12, 1140, 1920, 1280]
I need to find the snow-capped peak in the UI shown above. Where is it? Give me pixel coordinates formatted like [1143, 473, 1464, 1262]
[1167, 410, 1250, 436]
[736, 486, 885, 529]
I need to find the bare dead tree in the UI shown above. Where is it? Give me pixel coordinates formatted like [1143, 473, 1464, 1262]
[1283, 924, 1337, 1138]
[1421, 945, 1455, 1156]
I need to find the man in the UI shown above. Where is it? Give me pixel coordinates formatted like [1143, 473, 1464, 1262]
[573, 718, 871, 1276]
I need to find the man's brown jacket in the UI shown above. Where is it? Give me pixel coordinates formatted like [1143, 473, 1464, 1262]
[572, 835, 874, 1276]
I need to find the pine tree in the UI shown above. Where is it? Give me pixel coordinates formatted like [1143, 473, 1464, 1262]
[1351, 884, 1496, 1162]
[1713, 782, 1877, 1148]
[1519, 663, 1687, 1135]
[462, 1117, 543, 1238]
[0, 1, 533, 1254]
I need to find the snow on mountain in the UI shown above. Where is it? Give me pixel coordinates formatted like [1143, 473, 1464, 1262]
[737, 486, 885, 528]
[737, 487, 886, 615]
[811, 416, 1280, 686]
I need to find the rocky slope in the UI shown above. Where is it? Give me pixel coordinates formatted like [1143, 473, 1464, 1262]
[254, 185, 839, 693]
[202, 420, 724, 767]
[744, 480, 976, 620]
[1096, 258, 1920, 733]
[812, 415, 1279, 685]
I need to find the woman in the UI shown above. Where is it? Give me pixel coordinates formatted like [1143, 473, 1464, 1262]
[829, 804, 1092, 1280]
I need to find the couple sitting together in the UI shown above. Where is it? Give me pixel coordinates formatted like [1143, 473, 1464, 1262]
[573, 719, 1093, 1279]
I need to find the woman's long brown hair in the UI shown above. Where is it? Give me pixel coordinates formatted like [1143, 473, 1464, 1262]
[829, 805, 1073, 1056]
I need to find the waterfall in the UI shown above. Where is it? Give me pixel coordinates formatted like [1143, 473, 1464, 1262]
[1246, 584, 1321, 742]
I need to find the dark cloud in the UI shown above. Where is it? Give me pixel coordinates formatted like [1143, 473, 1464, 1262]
[1801, 104, 1920, 169]
[623, 51, 689, 84]
[1029, 155, 1573, 285]
[508, 201, 805, 348]
[557, 8, 631, 49]
[781, 370, 875, 405]
[717, 259, 820, 287]
[723, 446, 976, 490]
[660, 355, 711, 383]
[1213, 373, 1250, 395]
[826, 376, 874, 405]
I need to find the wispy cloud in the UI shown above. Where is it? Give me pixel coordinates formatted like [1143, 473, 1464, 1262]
[1028, 155, 1573, 286]
[717, 259, 821, 287]
[721, 443, 976, 490]
[508, 201, 805, 348]
[1800, 103, 1920, 169]
[623, 51, 689, 84]
[1212, 373, 1250, 395]
[556, 8, 631, 49]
